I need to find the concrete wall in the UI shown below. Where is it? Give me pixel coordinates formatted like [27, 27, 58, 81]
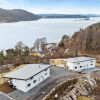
[11, 67, 50, 92]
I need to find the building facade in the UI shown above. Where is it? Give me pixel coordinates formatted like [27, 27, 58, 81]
[65, 57, 96, 71]
[4, 64, 50, 92]
[50, 57, 96, 71]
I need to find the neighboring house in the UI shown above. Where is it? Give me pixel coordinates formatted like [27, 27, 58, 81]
[29, 47, 45, 57]
[3, 64, 50, 92]
[50, 57, 96, 71]
[65, 57, 96, 71]
[45, 43, 57, 53]
[0, 91, 14, 100]
[29, 43, 57, 57]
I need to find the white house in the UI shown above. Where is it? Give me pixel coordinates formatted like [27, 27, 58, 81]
[3, 64, 50, 92]
[65, 57, 96, 71]
[50, 57, 96, 71]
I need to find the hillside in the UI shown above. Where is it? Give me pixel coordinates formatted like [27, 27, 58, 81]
[0, 8, 41, 23]
[71, 23, 100, 54]
[52, 23, 100, 58]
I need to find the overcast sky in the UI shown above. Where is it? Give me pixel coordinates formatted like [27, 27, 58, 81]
[0, 0, 100, 14]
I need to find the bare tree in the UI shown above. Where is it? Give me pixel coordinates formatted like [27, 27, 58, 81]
[34, 37, 47, 53]
[15, 41, 29, 56]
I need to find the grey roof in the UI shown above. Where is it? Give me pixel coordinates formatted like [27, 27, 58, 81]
[64, 57, 96, 63]
[3, 64, 50, 80]
[0, 92, 14, 100]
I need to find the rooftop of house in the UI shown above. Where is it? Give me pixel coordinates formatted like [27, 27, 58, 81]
[3, 64, 50, 80]
[64, 57, 96, 63]
[51, 57, 96, 63]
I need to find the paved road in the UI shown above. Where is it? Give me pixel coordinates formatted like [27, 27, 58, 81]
[8, 66, 80, 100]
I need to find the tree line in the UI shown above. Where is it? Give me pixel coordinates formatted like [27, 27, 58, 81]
[0, 37, 47, 66]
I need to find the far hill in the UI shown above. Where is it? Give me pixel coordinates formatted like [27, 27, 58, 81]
[0, 8, 41, 23]
[38, 14, 89, 18]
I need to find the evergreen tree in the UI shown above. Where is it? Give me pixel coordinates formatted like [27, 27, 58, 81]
[0, 51, 5, 65]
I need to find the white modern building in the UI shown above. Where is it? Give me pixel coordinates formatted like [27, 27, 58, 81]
[65, 57, 96, 71]
[50, 57, 96, 71]
[3, 64, 50, 92]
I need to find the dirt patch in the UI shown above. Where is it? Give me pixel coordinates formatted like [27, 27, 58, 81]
[0, 82, 15, 93]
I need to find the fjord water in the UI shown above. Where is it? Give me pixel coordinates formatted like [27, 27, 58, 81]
[0, 17, 100, 50]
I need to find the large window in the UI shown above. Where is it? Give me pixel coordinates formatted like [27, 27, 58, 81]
[33, 80, 36, 83]
[45, 73, 47, 76]
[27, 83, 31, 87]
[80, 66, 82, 68]
[75, 67, 77, 69]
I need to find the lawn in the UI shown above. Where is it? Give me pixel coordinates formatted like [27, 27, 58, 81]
[96, 63, 100, 67]
[78, 96, 92, 100]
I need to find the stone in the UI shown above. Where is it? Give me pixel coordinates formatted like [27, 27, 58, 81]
[61, 74, 97, 100]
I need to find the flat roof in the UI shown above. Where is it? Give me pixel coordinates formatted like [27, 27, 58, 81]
[64, 57, 96, 63]
[3, 64, 50, 80]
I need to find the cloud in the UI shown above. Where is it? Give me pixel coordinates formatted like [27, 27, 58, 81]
[30, 7, 100, 14]
[0, 0, 9, 6]
[0, 0, 13, 9]
[0, 0, 27, 9]
[0, 0, 8, 4]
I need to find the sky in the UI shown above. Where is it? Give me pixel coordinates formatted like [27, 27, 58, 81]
[0, 0, 100, 14]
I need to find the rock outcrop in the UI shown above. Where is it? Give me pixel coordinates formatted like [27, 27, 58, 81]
[61, 74, 96, 100]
